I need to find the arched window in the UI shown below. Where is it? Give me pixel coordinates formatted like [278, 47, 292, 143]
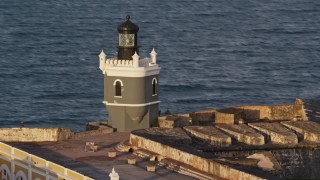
[152, 78, 157, 95]
[15, 170, 27, 180]
[116, 81, 122, 96]
[113, 79, 123, 97]
[1, 164, 10, 180]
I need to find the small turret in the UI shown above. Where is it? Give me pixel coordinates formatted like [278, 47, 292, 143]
[132, 51, 139, 68]
[150, 48, 157, 64]
[99, 49, 106, 71]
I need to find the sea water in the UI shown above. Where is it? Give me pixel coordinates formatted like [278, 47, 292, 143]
[0, 0, 320, 131]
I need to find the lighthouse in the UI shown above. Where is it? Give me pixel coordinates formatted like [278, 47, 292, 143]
[99, 16, 160, 132]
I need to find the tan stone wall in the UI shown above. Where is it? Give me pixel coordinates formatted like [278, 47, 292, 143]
[190, 110, 215, 125]
[235, 104, 305, 121]
[215, 111, 235, 124]
[72, 128, 113, 140]
[0, 128, 73, 142]
[130, 133, 264, 180]
[158, 116, 175, 128]
[235, 105, 270, 120]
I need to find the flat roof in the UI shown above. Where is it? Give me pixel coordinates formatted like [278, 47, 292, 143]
[8, 132, 195, 180]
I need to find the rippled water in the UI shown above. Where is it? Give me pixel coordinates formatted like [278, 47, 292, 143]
[1, 0, 320, 131]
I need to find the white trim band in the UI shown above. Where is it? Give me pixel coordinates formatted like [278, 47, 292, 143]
[105, 66, 160, 77]
[102, 101, 160, 107]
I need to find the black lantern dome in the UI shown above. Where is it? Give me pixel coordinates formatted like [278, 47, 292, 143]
[118, 15, 139, 33]
[117, 15, 139, 60]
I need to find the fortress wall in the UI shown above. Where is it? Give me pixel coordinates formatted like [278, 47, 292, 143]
[72, 128, 113, 140]
[130, 133, 264, 180]
[234, 104, 305, 121]
[190, 110, 215, 125]
[191, 103, 305, 124]
[0, 128, 73, 142]
[234, 106, 271, 120]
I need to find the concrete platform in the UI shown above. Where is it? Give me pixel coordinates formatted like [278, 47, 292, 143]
[281, 121, 320, 143]
[248, 122, 298, 145]
[183, 126, 231, 147]
[215, 124, 265, 145]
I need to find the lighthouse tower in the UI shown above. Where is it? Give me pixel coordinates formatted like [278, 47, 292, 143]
[99, 16, 160, 132]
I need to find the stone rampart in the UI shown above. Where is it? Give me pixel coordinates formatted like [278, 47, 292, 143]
[72, 128, 113, 140]
[190, 110, 215, 125]
[183, 126, 231, 147]
[0, 128, 73, 142]
[190, 100, 306, 124]
[248, 122, 298, 145]
[281, 121, 320, 143]
[216, 124, 265, 145]
[234, 104, 305, 121]
[130, 132, 264, 180]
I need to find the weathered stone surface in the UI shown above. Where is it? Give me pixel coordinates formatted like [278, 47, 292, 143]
[281, 121, 320, 143]
[248, 122, 298, 145]
[215, 108, 243, 124]
[158, 116, 176, 128]
[234, 103, 305, 122]
[0, 128, 73, 142]
[215, 124, 265, 145]
[189, 110, 215, 126]
[132, 128, 192, 145]
[247, 151, 281, 171]
[158, 115, 190, 128]
[183, 126, 231, 147]
[72, 127, 113, 140]
[130, 131, 265, 180]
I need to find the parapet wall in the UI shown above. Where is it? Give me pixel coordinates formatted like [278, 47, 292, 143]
[72, 128, 113, 140]
[234, 104, 305, 121]
[190, 110, 215, 125]
[130, 132, 264, 180]
[0, 128, 73, 142]
[191, 100, 306, 124]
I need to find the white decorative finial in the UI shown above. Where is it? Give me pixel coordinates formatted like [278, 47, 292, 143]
[99, 49, 106, 58]
[150, 48, 157, 64]
[132, 51, 139, 68]
[109, 168, 119, 180]
[99, 49, 106, 72]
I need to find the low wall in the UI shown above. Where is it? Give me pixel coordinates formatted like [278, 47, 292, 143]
[72, 128, 113, 140]
[234, 104, 305, 121]
[130, 133, 264, 180]
[190, 110, 215, 125]
[0, 128, 73, 142]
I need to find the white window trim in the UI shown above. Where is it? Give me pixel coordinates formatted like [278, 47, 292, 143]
[113, 79, 123, 97]
[152, 77, 157, 96]
[113, 79, 124, 86]
[152, 77, 158, 84]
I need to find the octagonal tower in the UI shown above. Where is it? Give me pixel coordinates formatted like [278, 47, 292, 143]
[99, 16, 160, 132]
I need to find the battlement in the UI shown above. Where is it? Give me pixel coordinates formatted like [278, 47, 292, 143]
[99, 49, 158, 75]
[103, 57, 154, 67]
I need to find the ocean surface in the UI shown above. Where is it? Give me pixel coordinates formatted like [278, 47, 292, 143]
[1, 0, 320, 131]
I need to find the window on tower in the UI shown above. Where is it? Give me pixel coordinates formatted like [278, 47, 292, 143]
[152, 78, 157, 96]
[115, 81, 122, 97]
